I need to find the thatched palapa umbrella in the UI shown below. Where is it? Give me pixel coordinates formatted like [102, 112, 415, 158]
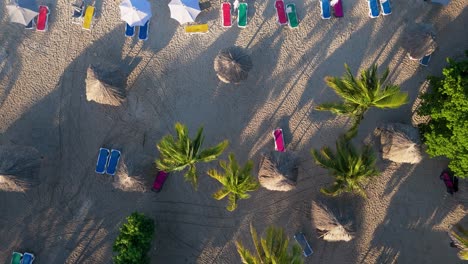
[402, 23, 437, 60]
[258, 151, 298, 192]
[214, 46, 252, 84]
[0, 145, 42, 192]
[312, 201, 354, 242]
[85, 64, 127, 106]
[375, 123, 422, 164]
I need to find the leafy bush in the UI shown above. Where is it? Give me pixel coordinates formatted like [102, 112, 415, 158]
[418, 54, 468, 178]
[113, 212, 155, 264]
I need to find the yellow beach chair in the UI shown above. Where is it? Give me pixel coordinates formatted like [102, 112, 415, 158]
[82, 5, 95, 30]
[185, 24, 209, 34]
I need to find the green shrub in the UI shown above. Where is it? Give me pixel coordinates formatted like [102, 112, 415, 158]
[417, 53, 468, 178]
[113, 212, 155, 264]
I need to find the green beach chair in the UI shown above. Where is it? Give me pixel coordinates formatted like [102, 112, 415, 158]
[11, 252, 22, 264]
[238, 2, 248, 28]
[286, 3, 298, 28]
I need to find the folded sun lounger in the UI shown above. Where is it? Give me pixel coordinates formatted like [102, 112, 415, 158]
[36, 5, 49, 31]
[185, 24, 209, 33]
[380, 0, 391, 15]
[25, 19, 35, 29]
[221, 2, 232, 27]
[138, 21, 149, 41]
[152, 171, 169, 192]
[22, 252, 35, 264]
[95, 148, 110, 174]
[72, 0, 84, 24]
[275, 0, 288, 25]
[286, 3, 298, 28]
[294, 233, 313, 257]
[125, 23, 135, 37]
[419, 54, 431, 67]
[238, 2, 248, 28]
[106, 149, 121, 176]
[82, 5, 95, 30]
[331, 0, 343, 17]
[11, 252, 22, 264]
[320, 0, 331, 19]
[368, 0, 380, 18]
[273, 128, 286, 152]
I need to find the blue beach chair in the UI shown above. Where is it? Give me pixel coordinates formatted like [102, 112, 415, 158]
[380, 0, 391, 15]
[138, 21, 149, 41]
[368, 0, 379, 18]
[320, 0, 331, 19]
[125, 23, 135, 37]
[419, 54, 431, 66]
[106, 149, 121, 175]
[22, 252, 35, 264]
[95, 148, 110, 174]
[294, 233, 313, 257]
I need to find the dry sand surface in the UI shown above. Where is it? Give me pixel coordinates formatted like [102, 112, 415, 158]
[0, 0, 467, 263]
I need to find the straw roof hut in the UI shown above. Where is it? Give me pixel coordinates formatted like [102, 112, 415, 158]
[214, 46, 253, 84]
[402, 23, 437, 60]
[0, 145, 42, 191]
[85, 64, 126, 106]
[312, 201, 354, 242]
[258, 151, 298, 192]
[375, 123, 423, 164]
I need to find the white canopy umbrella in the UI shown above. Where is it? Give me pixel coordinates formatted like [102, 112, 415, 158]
[119, 0, 152, 27]
[6, 4, 38, 26]
[168, 0, 201, 24]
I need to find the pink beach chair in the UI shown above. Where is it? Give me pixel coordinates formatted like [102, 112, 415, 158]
[275, 0, 288, 25]
[331, 0, 343, 17]
[152, 171, 169, 192]
[273, 128, 285, 152]
[36, 5, 49, 31]
[221, 2, 232, 28]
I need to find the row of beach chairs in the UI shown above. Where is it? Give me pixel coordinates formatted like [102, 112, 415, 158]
[71, 0, 96, 30]
[125, 21, 150, 40]
[11, 252, 34, 264]
[368, 0, 392, 18]
[25, 5, 49, 31]
[95, 148, 121, 175]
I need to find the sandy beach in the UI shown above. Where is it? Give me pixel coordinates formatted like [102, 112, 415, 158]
[0, 0, 467, 263]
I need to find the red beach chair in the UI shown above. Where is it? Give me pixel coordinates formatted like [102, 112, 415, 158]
[152, 171, 169, 192]
[331, 0, 343, 17]
[36, 5, 49, 31]
[221, 2, 232, 27]
[273, 128, 285, 152]
[275, 0, 288, 25]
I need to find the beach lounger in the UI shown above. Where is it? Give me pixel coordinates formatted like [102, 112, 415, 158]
[275, 0, 288, 25]
[221, 2, 232, 27]
[106, 149, 121, 176]
[380, 0, 391, 15]
[273, 128, 286, 152]
[82, 5, 95, 30]
[320, 0, 331, 19]
[152, 171, 169, 192]
[294, 233, 313, 257]
[286, 3, 298, 28]
[36, 5, 49, 31]
[95, 148, 110, 174]
[125, 23, 135, 37]
[138, 21, 149, 41]
[22, 253, 35, 264]
[368, 0, 380, 18]
[185, 24, 209, 33]
[237, 2, 248, 28]
[25, 20, 35, 29]
[331, 0, 343, 17]
[72, 0, 84, 24]
[419, 54, 431, 66]
[11, 252, 22, 264]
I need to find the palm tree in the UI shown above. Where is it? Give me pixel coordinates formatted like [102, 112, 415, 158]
[236, 224, 303, 264]
[311, 137, 379, 198]
[208, 153, 259, 211]
[156, 123, 228, 189]
[449, 224, 468, 260]
[316, 64, 408, 138]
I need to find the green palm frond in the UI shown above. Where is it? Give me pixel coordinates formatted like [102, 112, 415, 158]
[312, 137, 379, 198]
[156, 123, 228, 189]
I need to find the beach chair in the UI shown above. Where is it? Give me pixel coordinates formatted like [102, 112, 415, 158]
[273, 128, 286, 152]
[36, 5, 49, 31]
[320, 0, 331, 19]
[440, 170, 459, 195]
[185, 24, 209, 33]
[82, 5, 95, 30]
[95, 148, 110, 174]
[152, 171, 169, 192]
[368, 0, 380, 18]
[25, 20, 35, 29]
[419, 54, 431, 66]
[138, 21, 149, 41]
[125, 23, 135, 37]
[275, 0, 288, 25]
[22, 253, 35, 264]
[106, 149, 121, 176]
[237, 2, 248, 28]
[331, 0, 343, 17]
[294, 233, 313, 257]
[286, 3, 298, 28]
[11, 252, 22, 264]
[71, 0, 84, 24]
[380, 0, 391, 15]
[221, 2, 232, 27]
